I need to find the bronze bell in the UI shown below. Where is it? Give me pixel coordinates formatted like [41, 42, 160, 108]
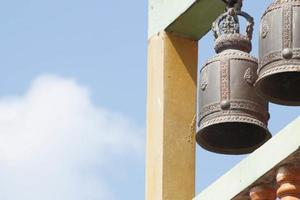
[196, 2, 271, 155]
[256, 0, 300, 105]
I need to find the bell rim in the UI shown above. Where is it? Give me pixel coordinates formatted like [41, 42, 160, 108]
[196, 120, 272, 155]
[255, 69, 300, 106]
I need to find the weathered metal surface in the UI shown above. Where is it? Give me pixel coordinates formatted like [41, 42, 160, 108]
[256, 0, 300, 106]
[196, 6, 271, 155]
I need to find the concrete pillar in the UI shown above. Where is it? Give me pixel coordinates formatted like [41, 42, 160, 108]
[250, 185, 277, 200]
[145, 32, 198, 200]
[277, 166, 300, 200]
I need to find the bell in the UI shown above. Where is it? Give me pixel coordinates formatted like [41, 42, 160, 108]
[256, 0, 300, 105]
[196, 3, 271, 155]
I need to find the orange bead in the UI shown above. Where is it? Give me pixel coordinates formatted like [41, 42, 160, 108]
[277, 166, 300, 200]
[250, 185, 276, 200]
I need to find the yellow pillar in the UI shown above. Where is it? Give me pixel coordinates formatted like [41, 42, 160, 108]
[145, 32, 198, 200]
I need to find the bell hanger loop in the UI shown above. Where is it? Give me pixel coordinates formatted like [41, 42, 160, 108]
[222, 0, 243, 11]
[213, 0, 253, 53]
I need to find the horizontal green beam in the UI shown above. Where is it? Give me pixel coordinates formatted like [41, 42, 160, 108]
[194, 117, 300, 200]
[148, 0, 225, 40]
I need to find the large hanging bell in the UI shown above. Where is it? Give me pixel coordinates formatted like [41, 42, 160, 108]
[196, 4, 271, 155]
[256, 0, 300, 105]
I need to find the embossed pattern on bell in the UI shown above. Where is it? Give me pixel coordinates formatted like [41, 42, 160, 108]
[244, 67, 258, 85]
[196, 2, 271, 155]
[256, 0, 300, 105]
[197, 49, 271, 154]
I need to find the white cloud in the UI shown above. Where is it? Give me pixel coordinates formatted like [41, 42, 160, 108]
[0, 75, 143, 200]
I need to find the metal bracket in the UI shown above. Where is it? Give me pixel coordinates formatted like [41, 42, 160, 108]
[222, 0, 243, 11]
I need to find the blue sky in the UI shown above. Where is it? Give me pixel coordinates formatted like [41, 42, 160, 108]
[0, 0, 299, 199]
[0, 0, 146, 199]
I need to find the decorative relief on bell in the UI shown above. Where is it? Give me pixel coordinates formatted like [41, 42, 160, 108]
[261, 22, 269, 39]
[282, 5, 292, 49]
[256, 0, 300, 106]
[244, 67, 258, 85]
[220, 100, 231, 110]
[200, 69, 208, 91]
[213, 4, 254, 53]
[219, 8, 239, 35]
[196, 0, 271, 155]
[282, 48, 293, 59]
[220, 59, 230, 101]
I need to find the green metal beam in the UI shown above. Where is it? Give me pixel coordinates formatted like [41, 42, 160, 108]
[148, 0, 225, 40]
[194, 117, 300, 200]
